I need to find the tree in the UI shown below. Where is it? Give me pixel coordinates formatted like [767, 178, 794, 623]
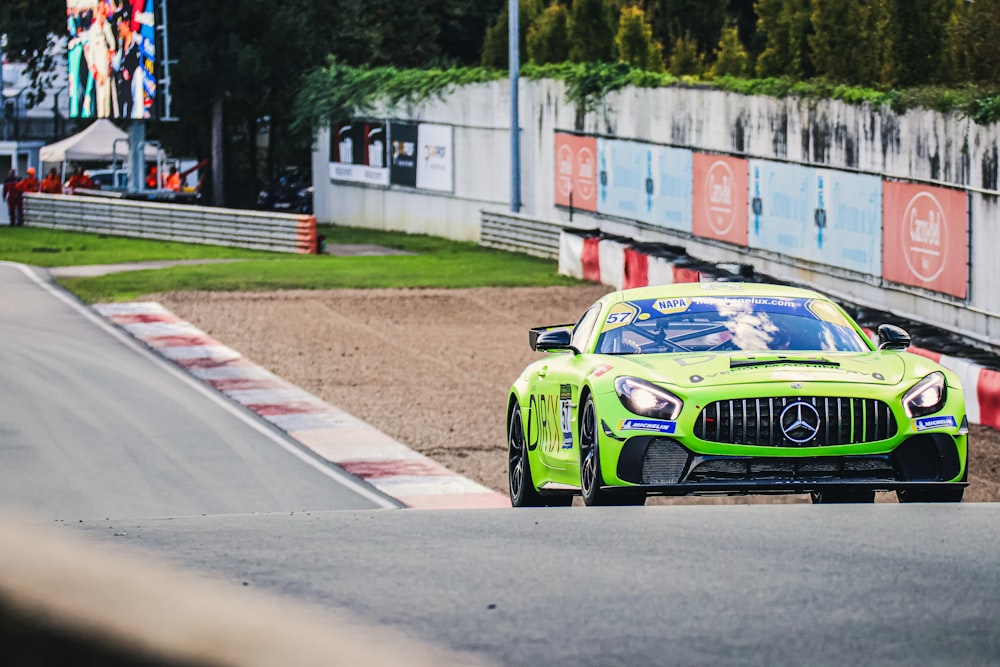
[809, 0, 880, 85]
[569, 0, 618, 63]
[433, 0, 508, 65]
[615, 5, 664, 71]
[754, 0, 814, 78]
[528, 3, 572, 65]
[162, 0, 330, 205]
[481, 0, 544, 68]
[946, 0, 1000, 85]
[880, 0, 952, 86]
[710, 23, 750, 77]
[5, 0, 505, 209]
[728, 0, 763, 61]
[0, 0, 64, 108]
[652, 0, 727, 56]
[668, 32, 703, 76]
[337, 0, 443, 68]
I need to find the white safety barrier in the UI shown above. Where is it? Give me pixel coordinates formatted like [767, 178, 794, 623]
[23, 193, 317, 254]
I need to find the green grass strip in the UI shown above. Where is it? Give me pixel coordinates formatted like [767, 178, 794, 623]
[0, 224, 580, 303]
[0, 226, 273, 266]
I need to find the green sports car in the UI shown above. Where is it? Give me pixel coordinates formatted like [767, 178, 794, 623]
[507, 283, 968, 506]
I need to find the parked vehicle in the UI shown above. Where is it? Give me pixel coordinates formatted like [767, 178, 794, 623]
[87, 168, 128, 190]
[258, 172, 313, 214]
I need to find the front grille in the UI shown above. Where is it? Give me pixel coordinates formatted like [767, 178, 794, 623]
[687, 456, 898, 482]
[694, 396, 897, 447]
[641, 439, 689, 484]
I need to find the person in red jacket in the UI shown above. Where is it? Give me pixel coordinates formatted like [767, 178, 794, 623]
[40, 168, 63, 194]
[165, 165, 181, 191]
[14, 167, 40, 226]
[2, 169, 18, 226]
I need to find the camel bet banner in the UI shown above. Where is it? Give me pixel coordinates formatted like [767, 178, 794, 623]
[554, 133, 597, 212]
[692, 153, 748, 246]
[882, 181, 967, 298]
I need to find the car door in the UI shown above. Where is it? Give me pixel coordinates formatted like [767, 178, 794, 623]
[531, 305, 603, 474]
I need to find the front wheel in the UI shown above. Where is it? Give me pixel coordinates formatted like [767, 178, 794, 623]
[509, 404, 545, 507]
[579, 395, 645, 507]
[509, 404, 572, 507]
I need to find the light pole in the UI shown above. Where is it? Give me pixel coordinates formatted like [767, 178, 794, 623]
[158, 0, 178, 121]
[509, 0, 521, 213]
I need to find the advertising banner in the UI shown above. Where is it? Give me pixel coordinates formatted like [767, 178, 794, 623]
[416, 123, 454, 192]
[692, 153, 749, 247]
[748, 160, 882, 277]
[389, 122, 418, 187]
[554, 133, 598, 212]
[882, 181, 968, 298]
[67, 0, 157, 119]
[596, 139, 692, 232]
[651, 145, 693, 232]
[330, 121, 389, 186]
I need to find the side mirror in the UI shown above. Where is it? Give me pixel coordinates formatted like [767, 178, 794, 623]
[530, 328, 577, 353]
[877, 324, 910, 351]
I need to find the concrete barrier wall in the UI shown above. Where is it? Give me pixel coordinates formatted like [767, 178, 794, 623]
[312, 79, 1000, 352]
[24, 193, 317, 254]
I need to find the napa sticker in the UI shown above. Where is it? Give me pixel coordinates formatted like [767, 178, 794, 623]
[652, 298, 690, 315]
[618, 419, 677, 434]
[914, 415, 957, 431]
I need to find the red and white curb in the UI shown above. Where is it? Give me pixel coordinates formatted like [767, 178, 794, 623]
[92, 302, 511, 510]
[560, 230, 1000, 432]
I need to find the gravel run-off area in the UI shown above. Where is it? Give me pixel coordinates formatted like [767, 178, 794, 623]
[150, 286, 1000, 504]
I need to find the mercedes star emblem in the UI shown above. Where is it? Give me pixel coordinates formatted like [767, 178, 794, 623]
[779, 401, 821, 444]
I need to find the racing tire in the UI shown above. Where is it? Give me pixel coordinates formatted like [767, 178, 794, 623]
[810, 489, 876, 504]
[896, 487, 964, 503]
[509, 404, 571, 507]
[580, 395, 646, 507]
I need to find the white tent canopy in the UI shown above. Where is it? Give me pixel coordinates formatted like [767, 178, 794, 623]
[40, 119, 161, 164]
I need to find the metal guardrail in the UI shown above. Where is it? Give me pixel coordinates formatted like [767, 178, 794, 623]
[480, 210, 578, 259]
[23, 193, 317, 254]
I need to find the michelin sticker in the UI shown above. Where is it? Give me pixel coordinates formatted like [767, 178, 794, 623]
[914, 416, 957, 431]
[619, 419, 677, 434]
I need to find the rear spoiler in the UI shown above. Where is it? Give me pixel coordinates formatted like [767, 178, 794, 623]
[529, 324, 573, 351]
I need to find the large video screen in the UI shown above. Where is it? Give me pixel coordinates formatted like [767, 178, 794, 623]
[67, 0, 157, 119]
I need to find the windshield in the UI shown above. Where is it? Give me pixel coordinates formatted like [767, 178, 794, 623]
[595, 296, 869, 354]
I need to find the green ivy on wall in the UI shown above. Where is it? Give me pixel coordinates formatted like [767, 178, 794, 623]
[292, 59, 1000, 138]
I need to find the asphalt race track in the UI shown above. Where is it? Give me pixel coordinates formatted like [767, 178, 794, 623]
[0, 262, 395, 519]
[72, 505, 1000, 666]
[2, 262, 999, 666]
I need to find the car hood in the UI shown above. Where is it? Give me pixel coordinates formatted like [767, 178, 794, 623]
[598, 351, 908, 389]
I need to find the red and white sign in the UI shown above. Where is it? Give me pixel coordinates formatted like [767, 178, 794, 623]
[883, 181, 967, 298]
[554, 133, 597, 212]
[692, 153, 748, 246]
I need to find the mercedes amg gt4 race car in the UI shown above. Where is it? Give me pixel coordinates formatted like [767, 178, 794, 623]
[507, 283, 969, 506]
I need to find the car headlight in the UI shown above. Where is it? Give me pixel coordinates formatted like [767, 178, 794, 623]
[903, 371, 947, 418]
[614, 377, 682, 420]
